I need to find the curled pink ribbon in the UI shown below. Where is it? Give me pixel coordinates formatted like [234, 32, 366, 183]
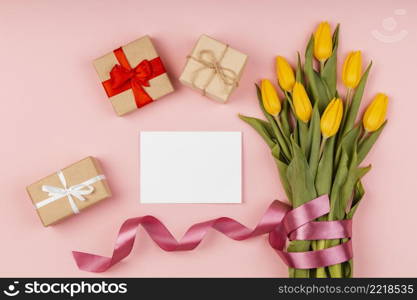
[73, 195, 352, 272]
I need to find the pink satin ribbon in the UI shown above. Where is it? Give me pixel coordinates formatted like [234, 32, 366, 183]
[73, 195, 352, 272]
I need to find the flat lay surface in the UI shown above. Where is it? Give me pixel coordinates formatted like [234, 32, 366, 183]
[0, 0, 416, 277]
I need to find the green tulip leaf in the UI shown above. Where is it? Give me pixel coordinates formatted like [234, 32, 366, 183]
[271, 143, 280, 159]
[287, 138, 317, 207]
[255, 84, 292, 160]
[281, 99, 292, 137]
[316, 70, 332, 106]
[315, 137, 335, 196]
[347, 180, 366, 219]
[357, 121, 387, 164]
[296, 52, 305, 85]
[255, 83, 270, 121]
[321, 24, 340, 98]
[329, 148, 349, 220]
[287, 240, 311, 278]
[343, 62, 372, 135]
[298, 120, 309, 157]
[305, 36, 329, 111]
[293, 118, 300, 145]
[335, 126, 361, 166]
[286, 139, 316, 279]
[308, 104, 321, 179]
[356, 164, 372, 180]
[344, 177, 366, 277]
[274, 158, 293, 203]
[238, 114, 276, 149]
[339, 145, 359, 214]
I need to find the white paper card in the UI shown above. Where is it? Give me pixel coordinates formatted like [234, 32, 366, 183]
[140, 131, 242, 203]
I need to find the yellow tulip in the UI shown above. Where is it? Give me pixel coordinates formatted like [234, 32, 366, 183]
[261, 79, 281, 116]
[292, 82, 313, 122]
[363, 93, 388, 132]
[320, 98, 344, 138]
[314, 21, 333, 61]
[342, 51, 362, 89]
[276, 56, 295, 92]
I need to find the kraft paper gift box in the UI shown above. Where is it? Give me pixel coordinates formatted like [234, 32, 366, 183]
[26, 157, 111, 227]
[179, 35, 248, 103]
[93, 35, 174, 116]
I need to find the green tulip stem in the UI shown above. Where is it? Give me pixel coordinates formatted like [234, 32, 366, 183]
[336, 88, 354, 147]
[315, 239, 328, 278]
[358, 130, 369, 146]
[319, 136, 327, 159]
[275, 115, 292, 151]
[346, 88, 353, 108]
[284, 91, 296, 115]
[320, 60, 325, 76]
[275, 115, 283, 133]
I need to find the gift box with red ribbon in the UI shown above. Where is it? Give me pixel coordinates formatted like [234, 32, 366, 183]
[93, 36, 174, 116]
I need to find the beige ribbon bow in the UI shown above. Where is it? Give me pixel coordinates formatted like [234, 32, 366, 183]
[187, 47, 238, 95]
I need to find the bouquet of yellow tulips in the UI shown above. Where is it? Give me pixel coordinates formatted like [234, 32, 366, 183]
[240, 22, 388, 278]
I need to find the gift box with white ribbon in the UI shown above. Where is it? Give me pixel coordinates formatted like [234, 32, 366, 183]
[26, 157, 111, 226]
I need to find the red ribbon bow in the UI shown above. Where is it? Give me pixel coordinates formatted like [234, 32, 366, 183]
[102, 47, 166, 108]
[109, 59, 152, 90]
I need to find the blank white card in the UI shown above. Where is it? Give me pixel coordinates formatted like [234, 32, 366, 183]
[140, 131, 242, 203]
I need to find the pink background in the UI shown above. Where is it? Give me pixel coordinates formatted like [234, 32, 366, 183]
[0, 0, 416, 277]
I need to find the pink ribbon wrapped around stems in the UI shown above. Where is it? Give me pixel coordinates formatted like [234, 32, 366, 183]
[73, 195, 353, 273]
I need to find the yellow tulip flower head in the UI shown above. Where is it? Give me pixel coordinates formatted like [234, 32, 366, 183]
[342, 51, 362, 89]
[363, 93, 388, 132]
[314, 21, 333, 61]
[276, 56, 295, 92]
[320, 98, 344, 138]
[261, 79, 281, 116]
[292, 82, 313, 122]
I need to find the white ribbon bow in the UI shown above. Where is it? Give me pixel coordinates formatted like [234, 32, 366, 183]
[36, 170, 105, 214]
